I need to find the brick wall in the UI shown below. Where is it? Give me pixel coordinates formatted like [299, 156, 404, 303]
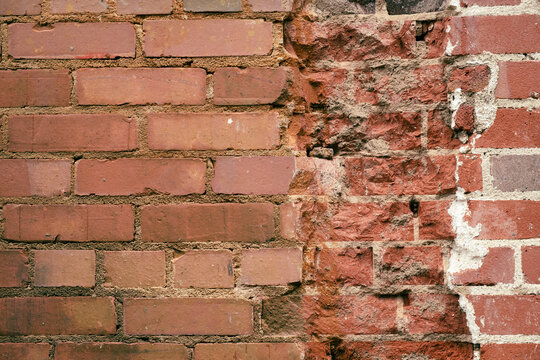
[0, 0, 538, 359]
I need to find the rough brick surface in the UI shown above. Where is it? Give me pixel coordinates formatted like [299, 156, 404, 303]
[0, 343, 49, 360]
[386, 0, 446, 14]
[403, 294, 469, 334]
[34, 250, 96, 287]
[240, 248, 302, 285]
[55, 343, 189, 360]
[380, 246, 444, 285]
[0, 250, 29, 287]
[314, 247, 373, 286]
[173, 250, 234, 288]
[103, 251, 166, 288]
[0, 159, 70, 196]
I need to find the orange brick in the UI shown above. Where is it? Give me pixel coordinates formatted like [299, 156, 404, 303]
[34, 250, 95, 287]
[0, 159, 70, 196]
[173, 250, 234, 288]
[104, 251, 166, 288]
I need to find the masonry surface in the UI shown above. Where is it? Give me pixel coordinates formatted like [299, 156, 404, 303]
[0, 0, 538, 359]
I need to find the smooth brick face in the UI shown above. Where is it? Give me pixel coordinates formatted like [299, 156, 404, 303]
[148, 113, 279, 150]
[184, 0, 241, 12]
[75, 68, 206, 105]
[386, 0, 446, 14]
[8, 23, 134, 59]
[214, 68, 288, 105]
[34, 250, 95, 287]
[0, 0, 40, 15]
[448, 15, 540, 55]
[50, 0, 108, 13]
[522, 246, 540, 284]
[453, 247, 514, 285]
[0, 69, 71, 107]
[314, 248, 373, 286]
[75, 159, 206, 196]
[116, 0, 173, 14]
[124, 298, 253, 335]
[104, 251, 166, 288]
[468, 295, 540, 335]
[3, 204, 133, 242]
[0, 250, 29, 287]
[380, 247, 443, 285]
[141, 203, 274, 242]
[174, 250, 234, 288]
[240, 248, 302, 285]
[404, 294, 469, 334]
[55, 343, 189, 360]
[144, 20, 272, 57]
[212, 156, 296, 194]
[0, 343, 49, 360]
[0, 159, 70, 196]
[476, 108, 540, 148]
[496, 61, 540, 99]
[9, 114, 138, 152]
[249, 0, 293, 12]
[481, 344, 540, 360]
[195, 343, 302, 360]
[491, 155, 540, 192]
[0, 297, 116, 335]
[462, 0, 520, 5]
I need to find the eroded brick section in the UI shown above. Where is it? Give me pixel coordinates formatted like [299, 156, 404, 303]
[313, 247, 373, 287]
[380, 246, 444, 285]
[403, 294, 469, 334]
[55, 343, 189, 360]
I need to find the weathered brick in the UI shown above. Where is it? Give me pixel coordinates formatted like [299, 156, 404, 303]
[0, 297, 116, 335]
[116, 0, 173, 14]
[75, 159, 206, 196]
[212, 156, 295, 194]
[144, 20, 272, 57]
[289, 158, 341, 196]
[491, 155, 540, 192]
[75, 68, 206, 105]
[34, 250, 95, 287]
[55, 343, 189, 360]
[141, 203, 274, 243]
[419, 201, 455, 240]
[452, 247, 515, 285]
[386, 0, 446, 14]
[0, 0, 40, 15]
[173, 250, 234, 288]
[184, 0, 241, 12]
[476, 108, 540, 148]
[9, 114, 138, 152]
[0, 343, 49, 360]
[195, 343, 302, 360]
[314, 247, 373, 286]
[3, 204, 133, 242]
[240, 248, 302, 285]
[448, 15, 540, 55]
[0, 159, 70, 196]
[262, 296, 304, 335]
[104, 251, 165, 288]
[404, 294, 469, 334]
[427, 110, 465, 150]
[148, 113, 279, 150]
[380, 246, 444, 285]
[249, 0, 293, 12]
[481, 344, 540, 360]
[0, 250, 29, 287]
[124, 298, 253, 335]
[213, 68, 288, 105]
[449, 65, 490, 92]
[468, 295, 540, 335]
[495, 61, 540, 99]
[50, 0, 108, 13]
[0, 69, 71, 107]
[522, 246, 540, 284]
[8, 23, 134, 59]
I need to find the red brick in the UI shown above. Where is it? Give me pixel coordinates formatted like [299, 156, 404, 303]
[104, 251, 165, 288]
[305, 295, 398, 335]
[124, 298, 253, 335]
[184, 0, 241, 12]
[0, 159, 70, 196]
[50, 0, 108, 13]
[8, 23, 134, 59]
[289, 158, 341, 196]
[116, 0, 173, 14]
[0, 297, 116, 335]
[458, 154, 483, 193]
[280, 202, 300, 240]
[448, 15, 540, 55]
[195, 343, 302, 360]
[467, 200, 540, 240]
[495, 61, 540, 99]
[522, 246, 540, 284]
[56, 343, 189, 360]
[380, 246, 443, 285]
[419, 201, 455, 240]
[262, 296, 304, 335]
[453, 247, 514, 285]
[404, 294, 469, 334]
[462, 0, 521, 6]
[345, 156, 457, 195]
[314, 247, 373, 286]
[173, 250, 233, 288]
[9, 114, 138, 152]
[468, 295, 540, 335]
[141, 203, 274, 243]
[0, 343, 49, 360]
[0, 69, 71, 107]
[213, 67, 288, 105]
[0, 250, 29, 287]
[491, 154, 540, 192]
[0, 0, 40, 15]
[34, 250, 95, 287]
[144, 20, 272, 57]
[427, 110, 465, 150]
[476, 108, 540, 148]
[481, 344, 540, 360]
[75, 68, 206, 105]
[148, 113, 279, 150]
[3, 204, 133, 242]
[449, 65, 491, 92]
[453, 105, 475, 133]
[249, 0, 293, 11]
[240, 248, 302, 285]
[212, 156, 295, 194]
